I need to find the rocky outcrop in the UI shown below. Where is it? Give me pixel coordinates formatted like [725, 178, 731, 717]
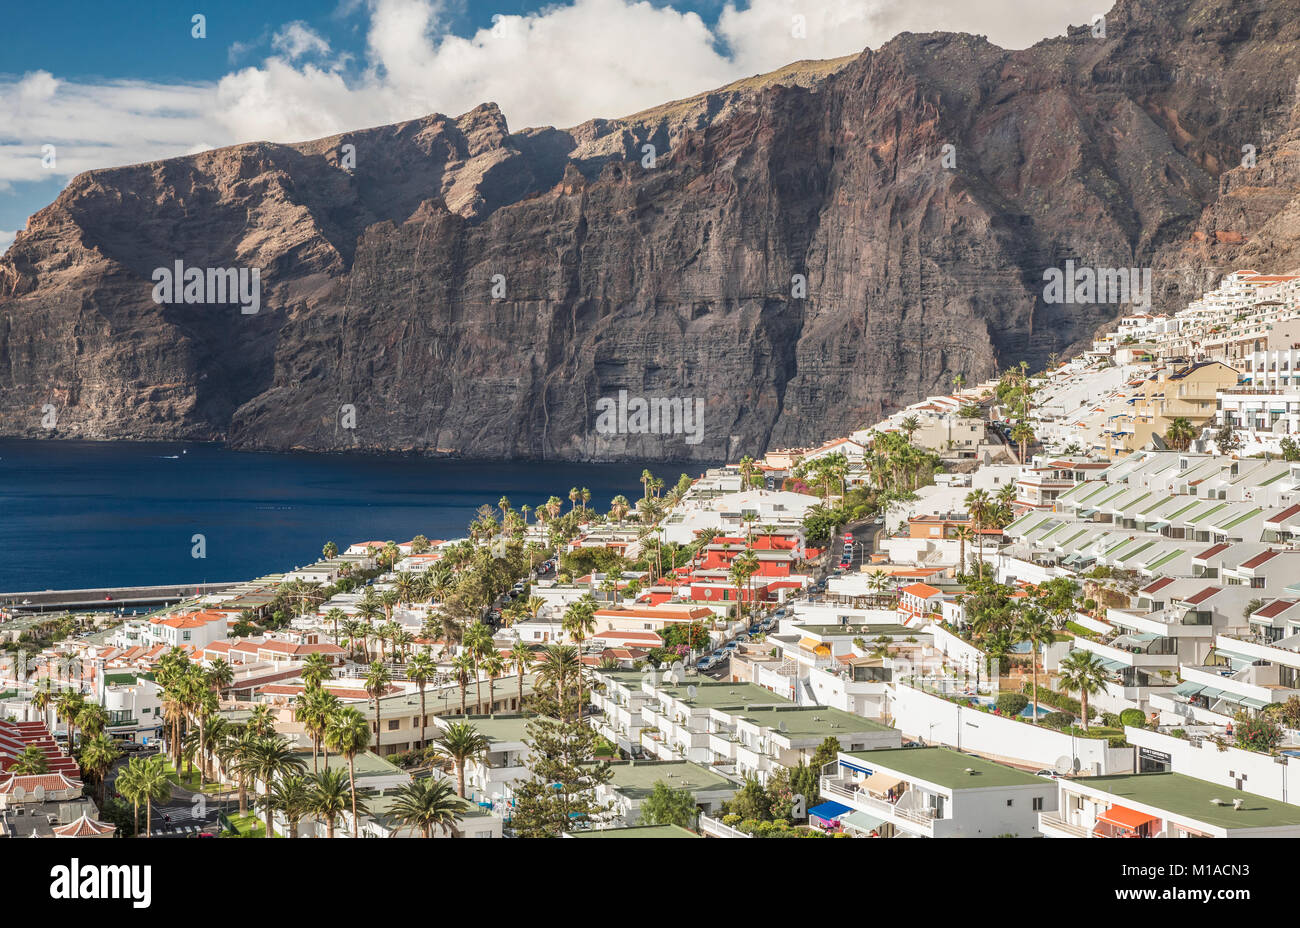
[3, 0, 1300, 461]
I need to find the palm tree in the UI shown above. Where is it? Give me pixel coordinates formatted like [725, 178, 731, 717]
[324, 707, 371, 838]
[323, 540, 339, 559]
[1010, 419, 1035, 462]
[208, 658, 234, 697]
[451, 653, 474, 715]
[79, 733, 121, 804]
[76, 702, 109, 740]
[1057, 650, 1108, 732]
[434, 722, 488, 799]
[463, 622, 493, 710]
[31, 679, 55, 730]
[389, 776, 469, 837]
[508, 641, 533, 709]
[480, 651, 506, 714]
[235, 734, 308, 839]
[301, 652, 334, 690]
[407, 651, 438, 749]
[324, 608, 348, 646]
[562, 596, 598, 718]
[1165, 416, 1196, 452]
[114, 756, 143, 836]
[364, 662, 393, 756]
[954, 526, 972, 577]
[56, 689, 85, 750]
[964, 489, 991, 580]
[119, 754, 171, 838]
[307, 767, 361, 839]
[267, 773, 311, 838]
[10, 743, 50, 774]
[1014, 605, 1056, 722]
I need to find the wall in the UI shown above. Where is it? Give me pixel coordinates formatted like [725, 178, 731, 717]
[890, 683, 1135, 774]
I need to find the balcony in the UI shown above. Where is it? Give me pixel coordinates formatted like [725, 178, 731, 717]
[820, 778, 938, 835]
[1039, 813, 1091, 838]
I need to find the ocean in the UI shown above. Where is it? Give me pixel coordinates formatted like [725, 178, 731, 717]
[0, 439, 681, 593]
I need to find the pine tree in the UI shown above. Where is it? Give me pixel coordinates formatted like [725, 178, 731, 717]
[510, 716, 613, 837]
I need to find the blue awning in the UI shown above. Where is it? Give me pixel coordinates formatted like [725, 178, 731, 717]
[840, 758, 873, 776]
[808, 801, 852, 822]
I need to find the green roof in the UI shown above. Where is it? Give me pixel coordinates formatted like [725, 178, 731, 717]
[737, 705, 892, 738]
[656, 681, 792, 709]
[437, 714, 532, 745]
[1078, 773, 1300, 831]
[1187, 502, 1229, 524]
[1216, 507, 1263, 531]
[568, 824, 700, 838]
[844, 747, 1045, 789]
[1143, 549, 1185, 571]
[1116, 540, 1156, 563]
[603, 761, 737, 798]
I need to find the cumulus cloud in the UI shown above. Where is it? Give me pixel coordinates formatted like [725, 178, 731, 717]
[272, 22, 334, 61]
[0, 230, 15, 254]
[0, 0, 1099, 214]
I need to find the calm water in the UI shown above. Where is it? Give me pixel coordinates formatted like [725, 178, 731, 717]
[0, 440, 677, 592]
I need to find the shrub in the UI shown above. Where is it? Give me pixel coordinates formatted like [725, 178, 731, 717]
[1170, 728, 1187, 740]
[1101, 712, 1122, 728]
[1119, 708, 1146, 729]
[996, 693, 1029, 716]
[1042, 711, 1074, 730]
[1234, 710, 1283, 754]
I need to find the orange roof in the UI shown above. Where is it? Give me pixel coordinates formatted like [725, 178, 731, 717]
[899, 583, 942, 599]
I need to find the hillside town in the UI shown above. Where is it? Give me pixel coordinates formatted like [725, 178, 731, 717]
[4, 267, 1300, 840]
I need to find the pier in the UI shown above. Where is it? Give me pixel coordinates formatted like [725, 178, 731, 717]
[0, 582, 242, 612]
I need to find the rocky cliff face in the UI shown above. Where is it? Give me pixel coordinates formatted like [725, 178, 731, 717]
[3, 0, 1300, 461]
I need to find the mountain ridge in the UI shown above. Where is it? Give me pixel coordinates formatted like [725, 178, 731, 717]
[3, 0, 1300, 461]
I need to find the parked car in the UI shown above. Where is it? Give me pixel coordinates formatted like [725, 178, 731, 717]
[722, 641, 739, 651]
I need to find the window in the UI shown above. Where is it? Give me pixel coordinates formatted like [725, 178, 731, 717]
[387, 720, 400, 730]
[1032, 797, 1044, 811]
[1006, 799, 1014, 807]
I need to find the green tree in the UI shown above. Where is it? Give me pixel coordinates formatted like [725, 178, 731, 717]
[511, 716, 612, 837]
[434, 721, 488, 799]
[306, 767, 361, 840]
[1014, 604, 1056, 721]
[1057, 649, 1107, 731]
[324, 707, 371, 839]
[389, 776, 469, 837]
[640, 780, 699, 830]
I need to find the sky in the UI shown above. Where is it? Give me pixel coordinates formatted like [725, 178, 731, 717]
[0, 0, 1103, 251]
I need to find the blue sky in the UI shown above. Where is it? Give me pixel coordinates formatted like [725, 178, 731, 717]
[0, 0, 1098, 249]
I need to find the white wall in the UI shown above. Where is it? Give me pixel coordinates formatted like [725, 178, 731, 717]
[890, 683, 1134, 774]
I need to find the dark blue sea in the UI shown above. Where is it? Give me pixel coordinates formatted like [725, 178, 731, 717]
[0, 440, 674, 593]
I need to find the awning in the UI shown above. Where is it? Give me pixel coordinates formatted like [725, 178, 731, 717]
[1097, 805, 1158, 831]
[840, 811, 888, 835]
[1241, 697, 1270, 710]
[808, 800, 852, 822]
[840, 758, 873, 776]
[1173, 682, 1204, 698]
[1145, 520, 1169, 530]
[862, 771, 904, 795]
[1199, 687, 1225, 701]
[799, 637, 831, 655]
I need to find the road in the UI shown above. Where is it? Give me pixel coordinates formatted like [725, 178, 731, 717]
[1, 581, 242, 612]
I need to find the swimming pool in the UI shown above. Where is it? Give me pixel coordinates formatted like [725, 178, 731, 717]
[966, 697, 1059, 720]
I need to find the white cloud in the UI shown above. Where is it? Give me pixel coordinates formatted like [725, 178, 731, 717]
[0, 0, 1099, 209]
[272, 22, 334, 61]
[0, 230, 14, 254]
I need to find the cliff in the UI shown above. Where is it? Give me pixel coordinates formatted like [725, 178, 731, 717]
[3, 0, 1299, 461]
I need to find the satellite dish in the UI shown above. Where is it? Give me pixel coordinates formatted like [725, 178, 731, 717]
[664, 669, 681, 686]
[671, 660, 685, 675]
[778, 721, 787, 732]
[1052, 755, 1073, 776]
[687, 685, 697, 699]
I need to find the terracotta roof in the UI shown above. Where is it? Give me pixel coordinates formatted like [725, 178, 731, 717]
[1240, 550, 1281, 570]
[0, 772, 82, 794]
[1140, 577, 1175, 594]
[1265, 503, 1300, 525]
[1194, 543, 1231, 561]
[52, 813, 115, 837]
[1254, 600, 1298, 620]
[1182, 587, 1221, 606]
[899, 583, 942, 599]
